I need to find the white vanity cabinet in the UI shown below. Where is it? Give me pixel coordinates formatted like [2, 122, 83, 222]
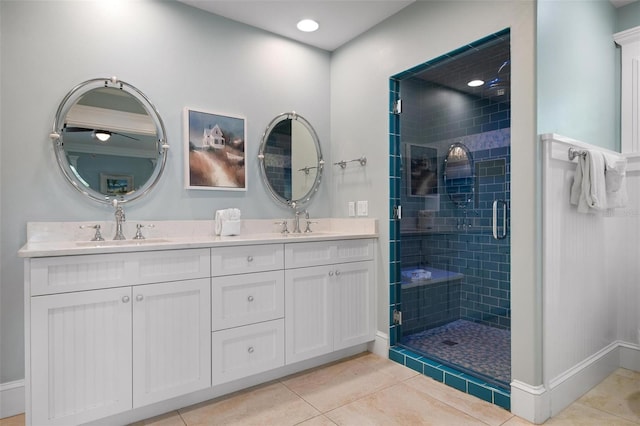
[211, 244, 285, 385]
[26, 249, 211, 426]
[22, 232, 377, 426]
[284, 239, 375, 364]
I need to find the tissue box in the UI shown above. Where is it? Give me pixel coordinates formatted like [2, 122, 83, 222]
[215, 208, 241, 236]
[218, 219, 241, 236]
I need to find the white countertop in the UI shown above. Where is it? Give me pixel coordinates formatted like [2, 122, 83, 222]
[19, 218, 378, 258]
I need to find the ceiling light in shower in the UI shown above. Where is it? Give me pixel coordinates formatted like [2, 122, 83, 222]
[92, 130, 111, 142]
[297, 19, 319, 32]
[467, 79, 484, 87]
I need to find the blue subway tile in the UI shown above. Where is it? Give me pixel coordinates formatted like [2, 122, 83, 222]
[405, 356, 424, 374]
[424, 364, 444, 382]
[388, 348, 405, 364]
[444, 373, 467, 392]
[468, 382, 493, 403]
[494, 391, 511, 410]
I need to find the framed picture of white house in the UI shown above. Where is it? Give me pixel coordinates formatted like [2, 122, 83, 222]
[184, 108, 247, 190]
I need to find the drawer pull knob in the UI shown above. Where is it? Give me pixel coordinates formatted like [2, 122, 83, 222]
[247, 256, 253, 262]
[247, 346, 254, 353]
[335, 270, 341, 276]
[136, 294, 144, 302]
[328, 271, 334, 277]
[122, 296, 130, 303]
[247, 295, 254, 302]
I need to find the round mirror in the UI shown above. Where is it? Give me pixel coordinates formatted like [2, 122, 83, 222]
[50, 77, 168, 205]
[258, 112, 323, 209]
[443, 142, 474, 208]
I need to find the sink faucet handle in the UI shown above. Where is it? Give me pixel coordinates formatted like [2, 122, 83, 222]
[274, 220, 289, 234]
[304, 220, 319, 233]
[133, 223, 155, 240]
[79, 224, 105, 241]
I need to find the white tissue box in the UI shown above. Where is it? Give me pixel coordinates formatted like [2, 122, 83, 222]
[217, 219, 241, 236]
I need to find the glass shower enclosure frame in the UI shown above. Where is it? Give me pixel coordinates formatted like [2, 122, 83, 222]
[388, 29, 512, 396]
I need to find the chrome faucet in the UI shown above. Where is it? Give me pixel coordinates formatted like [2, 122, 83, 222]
[293, 210, 302, 233]
[113, 204, 126, 240]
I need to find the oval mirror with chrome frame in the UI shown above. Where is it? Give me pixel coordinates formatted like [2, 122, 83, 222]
[49, 76, 169, 206]
[258, 112, 324, 210]
[443, 142, 474, 208]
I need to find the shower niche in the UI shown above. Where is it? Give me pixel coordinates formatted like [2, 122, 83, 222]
[390, 29, 512, 392]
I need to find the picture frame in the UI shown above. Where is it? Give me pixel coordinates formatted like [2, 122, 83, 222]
[405, 143, 438, 197]
[184, 108, 247, 191]
[100, 173, 133, 195]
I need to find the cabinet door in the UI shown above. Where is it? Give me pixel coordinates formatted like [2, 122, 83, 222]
[333, 261, 375, 350]
[132, 278, 211, 408]
[285, 265, 333, 364]
[30, 288, 133, 426]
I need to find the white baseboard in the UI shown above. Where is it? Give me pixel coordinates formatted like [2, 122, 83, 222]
[0, 380, 24, 419]
[547, 341, 620, 418]
[510, 380, 548, 424]
[511, 341, 640, 424]
[368, 330, 388, 358]
[619, 341, 640, 371]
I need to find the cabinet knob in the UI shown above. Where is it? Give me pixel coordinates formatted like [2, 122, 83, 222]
[329, 271, 334, 277]
[335, 270, 341, 276]
[247, 256, 253, 262]
[136, 294, 144, 302]
[247, 295, 254, 302]
[122, 295, 130, 303]
[247, 346, 254, 353]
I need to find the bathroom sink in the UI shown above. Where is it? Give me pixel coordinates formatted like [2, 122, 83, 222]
[75, 238, 171, 247]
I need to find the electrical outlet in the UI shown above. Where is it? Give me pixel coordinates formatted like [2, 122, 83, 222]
[357, 200, 368, 217]
[348, 201, 356, 217]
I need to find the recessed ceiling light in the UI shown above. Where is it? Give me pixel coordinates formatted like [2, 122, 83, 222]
[297, 19, 319, 32]
[467, 79, 484, 87]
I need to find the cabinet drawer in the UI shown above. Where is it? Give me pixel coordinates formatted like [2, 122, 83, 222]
[211, 319, 284, 386]
[30, 249, 211, 296]
[212, 271, 284, 330]
[285, 239, 374, 269]
[211, 244, 284, 276]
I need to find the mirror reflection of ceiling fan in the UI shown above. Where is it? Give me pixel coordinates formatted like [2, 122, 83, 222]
[63, 126, 140, 142]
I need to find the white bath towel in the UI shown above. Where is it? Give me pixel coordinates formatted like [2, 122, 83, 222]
[570, 150, 607, 213]
[401, 268, 432, 282]
[603, 153, 628, 209]
[570, 150, 628, 213]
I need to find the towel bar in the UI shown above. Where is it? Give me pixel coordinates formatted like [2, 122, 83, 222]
[568, 147, 587, 161]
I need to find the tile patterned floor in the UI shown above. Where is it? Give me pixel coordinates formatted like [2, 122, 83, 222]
[400, 319, 511, 386]
[1, 353, 638, 425]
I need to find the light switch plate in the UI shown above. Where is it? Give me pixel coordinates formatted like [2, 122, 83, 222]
[357, 200, 368, 217]
[348, 201, 356, 217]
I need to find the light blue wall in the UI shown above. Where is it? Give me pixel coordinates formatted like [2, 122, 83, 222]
[330, 0, 538, 389]
[537, 0, 620, 150]
[616, 1, 640, 32]
[0, 0, 330, 383]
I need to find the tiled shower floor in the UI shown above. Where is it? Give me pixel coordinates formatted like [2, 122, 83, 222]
[400, 319, 511, 387]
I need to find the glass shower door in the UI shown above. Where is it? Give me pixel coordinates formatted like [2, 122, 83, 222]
[392, 31, 511, 390]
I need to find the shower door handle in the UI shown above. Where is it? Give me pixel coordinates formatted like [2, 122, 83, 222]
[492, 199, 507, 240]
